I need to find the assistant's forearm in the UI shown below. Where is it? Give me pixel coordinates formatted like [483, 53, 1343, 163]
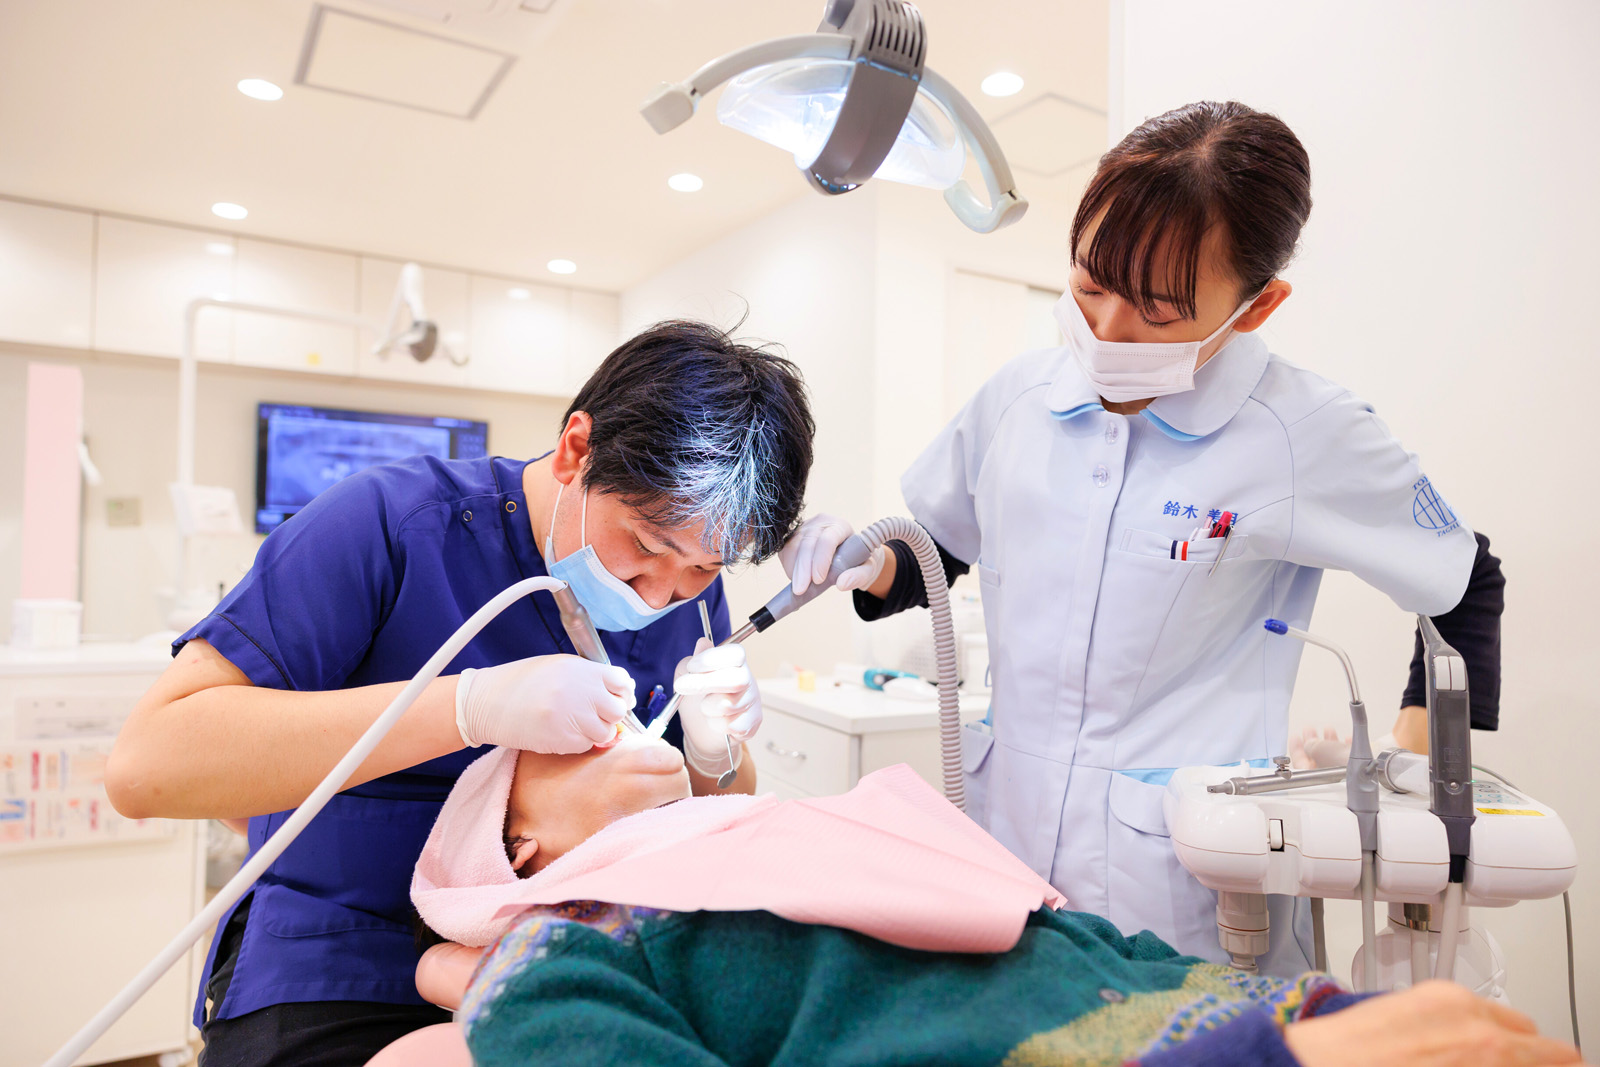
[109, 675, 464, 820]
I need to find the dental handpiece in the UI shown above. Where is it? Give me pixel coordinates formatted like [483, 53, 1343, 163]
[647, 534, 875, 739]
[551, 583, 647, 735]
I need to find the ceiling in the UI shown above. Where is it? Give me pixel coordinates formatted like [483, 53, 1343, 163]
[0, 0, 1108, 291]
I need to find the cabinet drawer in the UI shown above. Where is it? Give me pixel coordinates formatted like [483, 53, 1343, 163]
[750, 707, 853, 797]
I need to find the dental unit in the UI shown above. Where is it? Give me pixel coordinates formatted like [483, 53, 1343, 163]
[1165, 617, 1580, 1042]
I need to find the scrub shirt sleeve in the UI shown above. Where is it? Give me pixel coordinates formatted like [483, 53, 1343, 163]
[174, 470, 404, 691]
[899, 383, 1012, 568]
[1283, 391, 1477, 617]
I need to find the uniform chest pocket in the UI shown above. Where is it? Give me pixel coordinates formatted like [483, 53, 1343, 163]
[1119, 528, 1250, 567]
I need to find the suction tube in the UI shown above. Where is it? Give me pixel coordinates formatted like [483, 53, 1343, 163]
[854, 518, 963, 808]
[43, 576, 571, 1067]
[1360, 851, 1378, 993]
[1435, 881, 1465, 981]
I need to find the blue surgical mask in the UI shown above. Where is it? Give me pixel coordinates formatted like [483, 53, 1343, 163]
[543, 481, 688, 632]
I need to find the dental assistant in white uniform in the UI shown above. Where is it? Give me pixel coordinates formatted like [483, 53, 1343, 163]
[783, 101, 1502, 973]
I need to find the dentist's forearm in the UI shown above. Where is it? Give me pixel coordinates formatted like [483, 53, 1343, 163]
[107, 639, 465, 821]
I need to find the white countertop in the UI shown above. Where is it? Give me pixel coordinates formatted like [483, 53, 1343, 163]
[0, 638, 174, 676]
[757, 676, 989, 734]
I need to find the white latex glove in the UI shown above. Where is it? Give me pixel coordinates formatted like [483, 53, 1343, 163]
[455, 655, 635, 754]
[673, 638, 762, 775]
[779, 514, 882, 595]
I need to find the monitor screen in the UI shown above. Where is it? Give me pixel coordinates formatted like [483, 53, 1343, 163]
[255, 403, 489, 534]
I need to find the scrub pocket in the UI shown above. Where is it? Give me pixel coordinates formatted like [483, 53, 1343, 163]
[1105, 774, 1218, 959]
[960, 723, 996, 826]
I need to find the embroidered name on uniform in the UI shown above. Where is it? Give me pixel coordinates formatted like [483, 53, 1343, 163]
[1163, 502, 1224, 523]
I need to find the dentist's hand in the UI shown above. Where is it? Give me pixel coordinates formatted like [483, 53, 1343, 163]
[780, 514, 885, 595]
[455, 655, 635, 754]
[674, 638, 761, 775]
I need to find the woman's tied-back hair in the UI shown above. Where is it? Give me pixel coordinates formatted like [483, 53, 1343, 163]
[1071, 100, 1313, 321]
[565, 319, 815, 566]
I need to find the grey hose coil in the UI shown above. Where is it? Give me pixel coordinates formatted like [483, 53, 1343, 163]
[856, 517, 964, 810]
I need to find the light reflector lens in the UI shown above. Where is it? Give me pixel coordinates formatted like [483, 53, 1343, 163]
[237, 78, 284, 102]
[546, 259, 577, 275]
[980, 72, 1024, 98]
[717, 58, 964, 190]
[211, 202, 249, 220]
[667, 172, 704, 192]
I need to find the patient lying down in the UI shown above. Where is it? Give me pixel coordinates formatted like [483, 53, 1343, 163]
[405, 736, 1579, 1067]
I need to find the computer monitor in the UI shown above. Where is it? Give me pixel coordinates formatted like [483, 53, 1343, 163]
[255, 402, 489, 534]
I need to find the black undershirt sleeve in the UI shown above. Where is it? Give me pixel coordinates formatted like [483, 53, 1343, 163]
[851, 538, 967, 620]
[1401, 531, 1504, 731]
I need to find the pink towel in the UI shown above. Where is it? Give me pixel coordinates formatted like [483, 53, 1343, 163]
[414, 757, 1064, 953]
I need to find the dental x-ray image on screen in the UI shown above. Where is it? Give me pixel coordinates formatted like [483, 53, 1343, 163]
[255, 403, 488, 534]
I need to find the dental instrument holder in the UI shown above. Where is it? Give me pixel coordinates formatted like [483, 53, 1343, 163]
[1418, 615, 1474, 884]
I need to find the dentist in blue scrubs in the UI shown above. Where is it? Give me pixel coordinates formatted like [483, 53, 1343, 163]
[786, 102, 1505, 975]
[106, 321, 817, 1066]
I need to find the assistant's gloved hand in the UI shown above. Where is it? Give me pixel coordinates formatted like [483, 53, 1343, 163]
[455, 655, 635, 754]
[674, 638, 761, 776]
[779, 514, 884, 595]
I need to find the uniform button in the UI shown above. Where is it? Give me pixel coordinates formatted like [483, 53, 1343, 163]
[1099, 987, 1125, 1004]
[462, 510, 473, 523]
[1105, 423, 1119, 443]
[1093, 464, 1110, 487]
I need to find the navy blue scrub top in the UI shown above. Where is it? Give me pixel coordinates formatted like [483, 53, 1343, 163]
[178, 454, 731, 1024]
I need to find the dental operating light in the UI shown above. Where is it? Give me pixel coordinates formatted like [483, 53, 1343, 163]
[640, 0, 1028, 233]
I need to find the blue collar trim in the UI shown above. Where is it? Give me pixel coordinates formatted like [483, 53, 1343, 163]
[1050, 402, 1103, 422]
[1139, 409, 1204, 442]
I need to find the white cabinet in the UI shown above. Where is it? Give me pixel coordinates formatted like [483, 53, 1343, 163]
[356, 257, 474, 388]
[233, 239, 359, 375]
[94, 217, 233, 362]
[466, 275, 568, 395]
[0, 200, 93, 350]
[565, 289, 620, 393]
[753, 677, 989, 798]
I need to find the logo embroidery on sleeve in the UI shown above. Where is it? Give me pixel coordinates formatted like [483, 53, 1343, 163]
[1412, 477, 1459, 536]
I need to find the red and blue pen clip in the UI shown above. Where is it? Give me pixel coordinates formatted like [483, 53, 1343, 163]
[1170, 511, 1237, 576]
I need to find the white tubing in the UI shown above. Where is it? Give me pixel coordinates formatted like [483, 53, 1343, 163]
[1410, 925, 1431, 988]
[1434, 882, 1465, 982]
[1360, 852, 1378, 992]
[43, 575, 567, 1067]
[856, 518, 963, 809]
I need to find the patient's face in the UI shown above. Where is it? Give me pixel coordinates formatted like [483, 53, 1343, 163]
[504, 733, 691, 876]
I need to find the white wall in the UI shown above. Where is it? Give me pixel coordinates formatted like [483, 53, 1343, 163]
[621, 190, 881, 680]
[1117, 0, 1599, 1038]
[0, 344, 570, 641]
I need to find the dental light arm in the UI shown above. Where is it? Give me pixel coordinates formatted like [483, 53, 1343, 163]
[44, 576, 573, 1067]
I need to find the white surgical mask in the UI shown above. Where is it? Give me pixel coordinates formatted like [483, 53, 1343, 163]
[543, 482, 688, 632]
[1054, 289, 1257, 403]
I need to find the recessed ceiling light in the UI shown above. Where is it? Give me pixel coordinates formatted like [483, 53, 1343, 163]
[980, 72, 1024, 98]
[507, 287, 531, 301]
[667, 172, 704, 193]
[237, 78, 284, 102]
[211, 202, 249, 220]
[204, 241, 234, 256]
[546, 259, 577, 275]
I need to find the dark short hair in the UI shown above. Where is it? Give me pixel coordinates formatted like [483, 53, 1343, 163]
[1071, 100, 1313, 320]
[564, 320, 815, 566]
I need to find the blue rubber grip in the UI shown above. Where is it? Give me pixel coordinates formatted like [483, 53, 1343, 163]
[1264, 618, 1289, 635]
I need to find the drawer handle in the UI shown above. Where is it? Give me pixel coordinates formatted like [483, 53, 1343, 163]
[765, 740, 807, 762]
